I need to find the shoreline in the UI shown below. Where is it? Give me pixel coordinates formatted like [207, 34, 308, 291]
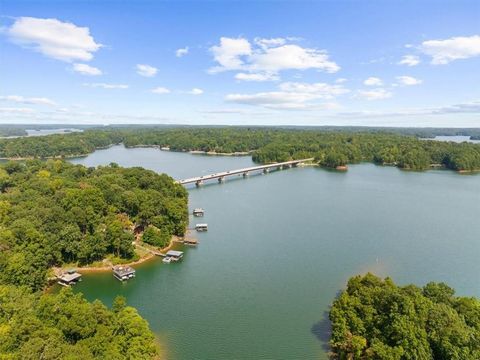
[54, 233, 191, 275]
[2, 144, 479, 175]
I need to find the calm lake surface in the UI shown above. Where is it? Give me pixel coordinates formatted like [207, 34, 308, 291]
[70, 145, 480, 360]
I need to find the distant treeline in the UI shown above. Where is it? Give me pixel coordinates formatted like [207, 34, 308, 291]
[330, 274, 480, 359]
[1, 127, 480, 171]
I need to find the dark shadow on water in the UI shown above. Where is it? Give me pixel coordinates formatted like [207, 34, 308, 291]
[311, 309, 332, 352]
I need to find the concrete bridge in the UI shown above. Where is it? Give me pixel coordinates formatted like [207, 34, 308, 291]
[176, 158, 314, 186]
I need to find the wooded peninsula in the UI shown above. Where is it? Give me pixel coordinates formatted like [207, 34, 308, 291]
[330, 274, 480, 359]
[1, 126, 480, 171]
[0, 159, 188, 359]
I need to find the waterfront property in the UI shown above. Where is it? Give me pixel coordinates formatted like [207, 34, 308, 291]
[195, 223, 208, 231]
[112, 265, 136, 281]
[57, 269, 82, 286]
[193, 208, 205, 216]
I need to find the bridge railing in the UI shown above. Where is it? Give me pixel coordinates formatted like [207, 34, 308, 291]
[176, 158, 314, 185]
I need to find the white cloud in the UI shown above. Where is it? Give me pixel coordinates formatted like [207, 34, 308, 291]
[420, 35, 480, 64]
[254, 37, 287, 49]
[226, 81, 348, 109]
[398, 55, 420, 66]
[209, 37, 339, 80]
[357, 88, 392, 101]
[136, 64, 158, 77]
[0, 95, 56, 106]
[151, 87, 170, 94]
[235, 72, 279, 82]
[363, 77, 383, 86]
[396, 76, 422, 86]
[6, 17, 101, 62]
[249, 44, 340, 73]
[209, 37, 252, 72]
[0, 107, 35, 114]
[187, 88, 204, 95]
[176, 47, 189, 57]
[335, 78, 348, 83]
[83, 83, 128, 89]
[72, 63, 102, 76]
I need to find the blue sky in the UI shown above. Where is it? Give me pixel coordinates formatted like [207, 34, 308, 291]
[1, 0, 480, 127]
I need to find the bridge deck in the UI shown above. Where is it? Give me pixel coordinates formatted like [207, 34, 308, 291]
[177, 158, 314, 185]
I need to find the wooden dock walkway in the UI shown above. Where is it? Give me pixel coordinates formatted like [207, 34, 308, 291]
[176, 158, 314, 186]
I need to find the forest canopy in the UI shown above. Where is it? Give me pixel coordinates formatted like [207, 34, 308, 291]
[0, 286, 158, 359]
[1, 127, 480, 171]
[329, 274, 480, 359]
[0, 159, 188, 291]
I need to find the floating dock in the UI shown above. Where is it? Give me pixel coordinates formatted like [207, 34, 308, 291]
[57, 269, 82, 286]
[195, 223, 208, 232]
[112, 265, 136, 281]
[163, 250, 184, 264]
[193, 208, 205, 217]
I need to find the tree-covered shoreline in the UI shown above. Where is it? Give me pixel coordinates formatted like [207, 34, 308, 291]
[0, 159, 188, 291]
[0, 286, 159, 359]
[0, 159, 188, 359]
[1, 127, 480, 171]
[329, 274, 480, 359]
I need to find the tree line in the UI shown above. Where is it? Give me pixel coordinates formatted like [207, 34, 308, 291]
[329, 273, 480, 359]
[1, 127, 480, 171]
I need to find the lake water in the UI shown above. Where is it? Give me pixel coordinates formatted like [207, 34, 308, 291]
[70, 145, 480, 359]
[423, 135, 480, 143]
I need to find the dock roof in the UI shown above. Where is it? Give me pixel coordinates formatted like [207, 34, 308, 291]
[112, 266, 135, 276]
[58, 272, 82, 282]
[166, 250, 184, 257]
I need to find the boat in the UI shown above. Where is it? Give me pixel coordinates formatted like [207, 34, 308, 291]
[163, 256, 172, 264]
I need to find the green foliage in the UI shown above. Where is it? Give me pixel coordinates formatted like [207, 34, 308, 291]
[142, 226, 170, 248]
[0, 285, 158, 359]
[0, 160, 188, 291]
[329, 274, 480, 359]
[1, 127, 480, 171]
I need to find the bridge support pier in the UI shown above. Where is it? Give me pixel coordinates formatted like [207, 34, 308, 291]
[195, 180, 203, 187]
[263, 168, 270, 174]
[243, 172, 249, 177]
[218, 176, 225, 183]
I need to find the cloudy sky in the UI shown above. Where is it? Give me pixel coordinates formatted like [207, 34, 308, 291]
[1, 0, 480, 127]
